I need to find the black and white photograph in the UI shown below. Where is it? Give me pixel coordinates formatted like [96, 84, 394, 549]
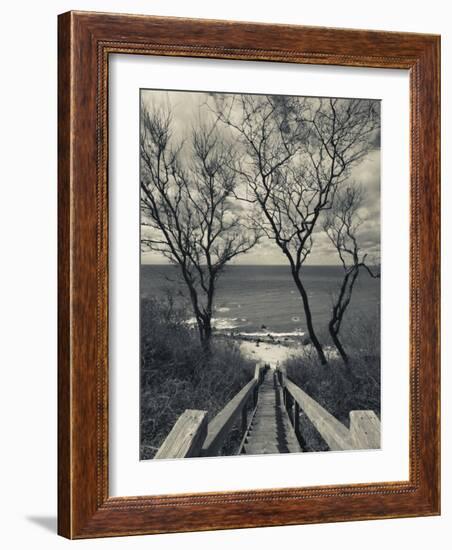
[0, 0, 446, 544]
[140, 89, 382, 459]
[0, 0, 444, 546]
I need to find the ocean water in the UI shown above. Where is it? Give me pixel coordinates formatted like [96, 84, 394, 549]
[141, 264, 380, 337]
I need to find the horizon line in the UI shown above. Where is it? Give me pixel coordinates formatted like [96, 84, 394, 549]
[140, 263, 374, 267]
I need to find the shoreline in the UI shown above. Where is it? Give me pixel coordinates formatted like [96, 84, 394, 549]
[217, 330, 308, 368]
[216, 330, 339, 367]
[238, 338, 299, 368]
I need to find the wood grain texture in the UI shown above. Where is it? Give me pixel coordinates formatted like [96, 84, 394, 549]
[202, 379, 257, 455]
[57, 11, 72, 538]
[349, 411, 381, 449]
[242, 373, 302, 455]
[155, 410, 208, 459]
[57, 10, 440, 539]
[284, 378, 353, 451]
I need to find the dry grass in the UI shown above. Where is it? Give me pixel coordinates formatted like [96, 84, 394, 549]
[284, 311, 380, 451]
[286, 354, 380, 424]
[140, 297, 255, 459]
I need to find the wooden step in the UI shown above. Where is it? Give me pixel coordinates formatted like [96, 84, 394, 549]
[242, 372, 302, 456]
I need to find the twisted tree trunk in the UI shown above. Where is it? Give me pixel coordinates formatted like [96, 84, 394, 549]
[328, 267, 359, 365]
[292, 269, 327, 365]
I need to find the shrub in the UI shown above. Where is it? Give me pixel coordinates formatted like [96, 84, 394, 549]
[140, 297, 255, 459]
[285, 355, 380, 427]
[283, 310, 380, 450]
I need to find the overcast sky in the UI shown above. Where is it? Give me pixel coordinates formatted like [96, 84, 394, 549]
[140, 89, 380, 266]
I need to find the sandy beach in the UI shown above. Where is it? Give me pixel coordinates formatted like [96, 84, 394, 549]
[238, 339, 299, 368]
[235, 335, 339, 368]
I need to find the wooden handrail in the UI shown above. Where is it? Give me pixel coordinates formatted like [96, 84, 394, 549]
[155, 365, 266, 459]
[283, 378, 352, 450]
[202, 364, 265, 456]
[201, 378, 258, 456]
[280, 373, 380, 451]
[154, 409, 208, 459]
[155, 367, 379, 458]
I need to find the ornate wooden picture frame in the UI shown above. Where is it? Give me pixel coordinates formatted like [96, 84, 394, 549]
[58, 11, 440, 539]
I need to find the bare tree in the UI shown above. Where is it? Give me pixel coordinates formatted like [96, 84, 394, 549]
[140, 103, 259, 353]
[212, 94, 380, 364]
[323, 185, 380, 364]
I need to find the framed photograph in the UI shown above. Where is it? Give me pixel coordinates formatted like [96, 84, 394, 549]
[58, 11, 440, 538]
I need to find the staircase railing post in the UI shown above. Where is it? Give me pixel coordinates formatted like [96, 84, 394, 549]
[349, 410, 380, 449]
[253, 386, 258, 408]
[254, 364, 264, 385]
[241, 401, 248, 436]
[293, 401, 300, 436]
[155, 409, 208, 459]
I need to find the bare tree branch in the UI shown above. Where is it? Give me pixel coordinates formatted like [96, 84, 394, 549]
[140, 100, 260, 352]
[323, 184, 380, 364]
[211, 94, 380, 364]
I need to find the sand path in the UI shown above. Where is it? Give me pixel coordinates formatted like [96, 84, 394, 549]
[239, 339, 300, 369]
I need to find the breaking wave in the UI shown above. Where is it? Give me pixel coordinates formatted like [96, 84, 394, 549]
[186, 317, 243, 330]
[237, 329, 305, 339]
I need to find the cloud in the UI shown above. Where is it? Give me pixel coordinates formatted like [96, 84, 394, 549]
[140, 90, 381, 266]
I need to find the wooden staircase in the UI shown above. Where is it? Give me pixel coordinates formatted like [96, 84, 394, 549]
[241, 370, 302, 455]
[155, 365, 380, 459]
